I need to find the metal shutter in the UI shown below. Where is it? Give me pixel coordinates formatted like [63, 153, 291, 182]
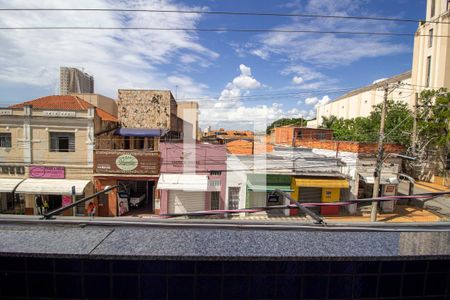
[298, 187, 322, 203]
[168, 191, 205, 214]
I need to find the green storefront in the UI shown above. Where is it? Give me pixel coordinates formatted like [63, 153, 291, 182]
[246, 174, 293, 216]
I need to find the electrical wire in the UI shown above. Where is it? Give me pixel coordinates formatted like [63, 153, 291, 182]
[1, 26, 450, 38]
[0, 8, 449, 25]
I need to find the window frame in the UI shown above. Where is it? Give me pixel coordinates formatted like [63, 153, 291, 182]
[49, 132, 75, 152]
[0, 133, 12, 148]
[429, 28, 434, 48]
[426, 56, 432, 88]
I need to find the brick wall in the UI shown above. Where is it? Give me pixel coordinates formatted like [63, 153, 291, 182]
[296, 139, 405, 154]
[226, 140, 273, 155]
[117, 90, 175, 129]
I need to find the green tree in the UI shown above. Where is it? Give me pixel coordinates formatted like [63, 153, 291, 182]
[266, 118, 307, 134]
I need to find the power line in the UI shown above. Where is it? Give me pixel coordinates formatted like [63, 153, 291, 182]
[0, 8, 449, 25]
[1, 26, 449, 38]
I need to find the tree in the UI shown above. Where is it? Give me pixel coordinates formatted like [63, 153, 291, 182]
[410, 88, 450, 177]
[320, 100, 413, 146]
[266, 118, 307, 134]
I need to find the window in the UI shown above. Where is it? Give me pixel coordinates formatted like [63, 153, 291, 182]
[0, 133, 11, 148]
[210, 171, 222, 176]
[211, 192, 220, 210]
[50, 132, 75, 152]
[429, 29, 434, 48]
[209, 179, 221, 187]
[431, 0, 436, 18]
[228, 187, 240, 210]
[426, 56, 432, 87]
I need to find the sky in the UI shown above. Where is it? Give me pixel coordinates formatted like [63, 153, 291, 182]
[0, 0, 427, 130]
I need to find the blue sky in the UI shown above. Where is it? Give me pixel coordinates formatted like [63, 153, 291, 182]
[0, 0, 427, 129]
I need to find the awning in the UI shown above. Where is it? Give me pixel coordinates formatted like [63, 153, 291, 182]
[115, 128, 165, 137]
[359, 173, 399, 185]
[15, 179, 91, 195]
[157, 174, 208, 191]
[247, 184, 293, 192]
[0, 178, 25, 193]
[293, 178, 349, 189]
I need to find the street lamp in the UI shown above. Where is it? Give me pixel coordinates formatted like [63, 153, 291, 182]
[370, 153, 417, 222]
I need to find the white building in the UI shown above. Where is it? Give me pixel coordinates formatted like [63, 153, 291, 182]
[311, 0, 450, 127]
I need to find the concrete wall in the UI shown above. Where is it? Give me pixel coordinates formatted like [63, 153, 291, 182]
[72, 93, 118, 116]
[117, 90, 177, 130]
[177, 101, 199, 140]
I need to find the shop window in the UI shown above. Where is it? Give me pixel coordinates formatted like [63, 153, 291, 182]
[0, 133, 11, 148]
[50, 132, 75, 152]
[211, 192, 220, 210]
[210, 171, 222, 176]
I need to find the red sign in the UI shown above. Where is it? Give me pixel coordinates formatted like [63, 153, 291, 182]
[29, 166, 65, 179]
[62, 195, 72, 207]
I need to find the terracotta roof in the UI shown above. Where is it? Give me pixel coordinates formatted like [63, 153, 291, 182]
[9, 95, 118, 122]
[95, 108, 118, 122]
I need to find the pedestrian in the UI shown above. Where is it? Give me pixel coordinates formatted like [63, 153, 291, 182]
[35, 195, 43, 215]
[42, 198, 49, 214]
[87, 202, 96, 220]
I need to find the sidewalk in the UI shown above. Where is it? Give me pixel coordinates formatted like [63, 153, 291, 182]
[415, 180, 450, 193]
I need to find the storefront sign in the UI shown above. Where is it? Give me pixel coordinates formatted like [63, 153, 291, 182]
[62, 195, 72, 207]
[116, 154, 139, 171]
[29, 166, 65, 179]
[94, 151, 160, 175]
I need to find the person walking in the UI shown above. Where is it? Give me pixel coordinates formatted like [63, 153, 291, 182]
[87, 202, 96, 220]
[42, 198, 49, 214]
[35, 195, 43, 215]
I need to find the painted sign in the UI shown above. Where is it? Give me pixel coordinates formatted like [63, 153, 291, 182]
[43, 111, 76, 118]
[116, 154, 139, 171]
[29, 166, 65, 179]
[94, 150, 160, 175]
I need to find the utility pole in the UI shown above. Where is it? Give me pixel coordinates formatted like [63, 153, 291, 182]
[412, 93, 419, 153]
[370, 85, 389, 222]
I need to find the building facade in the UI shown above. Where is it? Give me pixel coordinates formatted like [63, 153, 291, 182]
[411, 0, 450, 91]
[313, 72, 412, 127]
[71, 93, 118, 116]
[158, 142, 227, 215]
[60, 67, 94, 95]
[0, 95, 118, 215]
[177, 101, 200, 140]
[312, 0, 450, 128]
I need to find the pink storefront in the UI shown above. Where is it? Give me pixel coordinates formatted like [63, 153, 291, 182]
[158, 142, 226, 215]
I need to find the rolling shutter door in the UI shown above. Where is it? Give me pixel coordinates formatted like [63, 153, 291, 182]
[169, 191, 205, 214]
[298, 187, 322, 203]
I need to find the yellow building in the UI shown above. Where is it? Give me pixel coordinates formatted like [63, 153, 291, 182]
[0, 95, 118, 215]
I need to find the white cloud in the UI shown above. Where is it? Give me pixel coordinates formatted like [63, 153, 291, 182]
[314, 95, 331, 108]
[305, 97, 319, 105]
[292, 76, 304, 84]
[251, 49, 270, 60]
[0, 0, 218, 98]
[219, 64, 261, 101]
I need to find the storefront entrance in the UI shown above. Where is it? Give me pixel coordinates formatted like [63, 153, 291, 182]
[117, 180, 155, 216]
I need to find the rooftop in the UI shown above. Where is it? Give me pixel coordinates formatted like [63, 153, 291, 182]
[8, 95, 118, 122]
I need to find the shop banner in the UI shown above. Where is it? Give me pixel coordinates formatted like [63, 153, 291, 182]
[30, 166, 65, 179]
[118, 195, 129, 216]
[62, 196, 72, 207]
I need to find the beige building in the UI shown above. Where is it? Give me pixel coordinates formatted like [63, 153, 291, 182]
[60, 67, 94, 95]
[311, 0, 450, 127]
[71, 93, 117, 116]
[0, 95, 118, 215]
[177, 101, 200, 140]
[411, 0, 450, 91]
